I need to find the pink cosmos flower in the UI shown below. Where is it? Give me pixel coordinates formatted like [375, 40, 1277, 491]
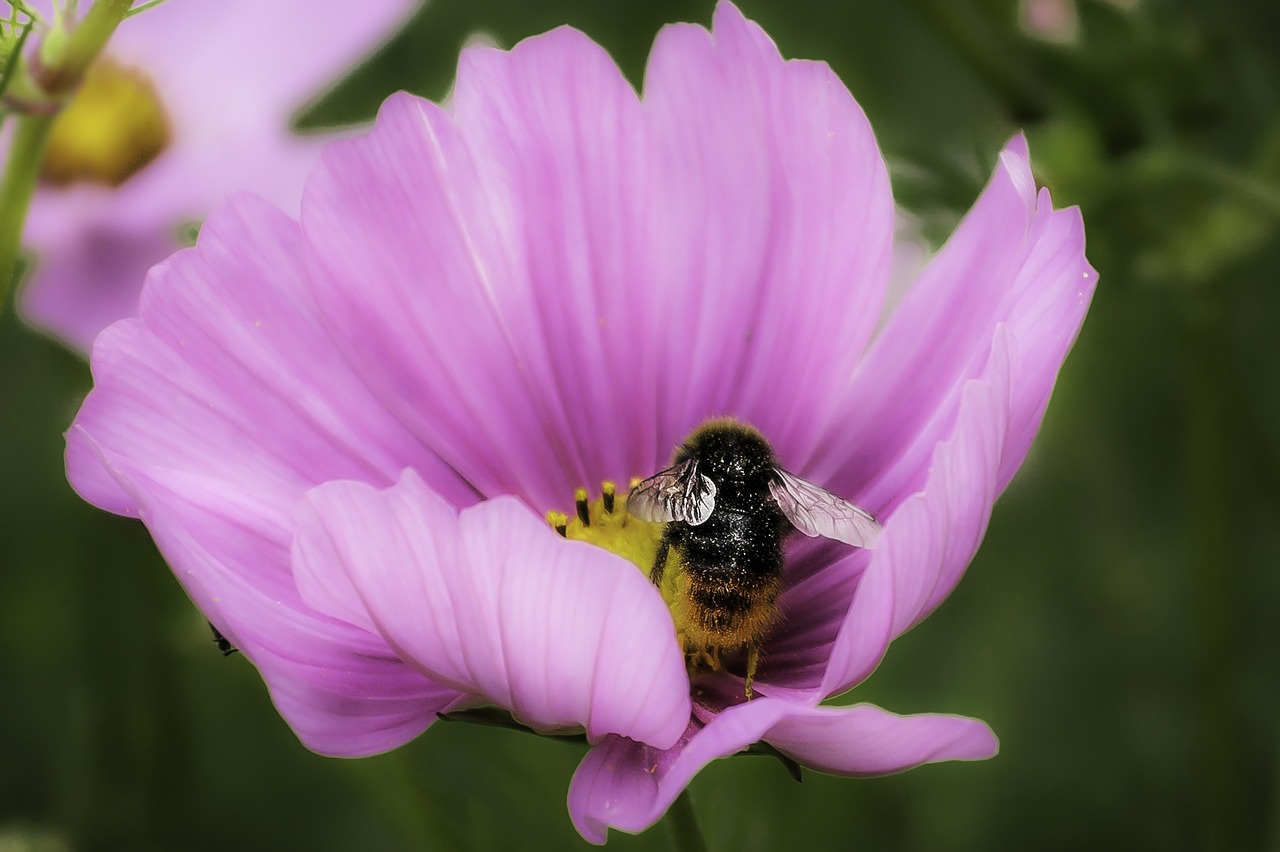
[14, 0, 414, 352]
[65, 2, 1096, 843]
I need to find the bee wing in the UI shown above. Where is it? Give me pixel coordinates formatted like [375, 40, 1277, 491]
[626, 459, 717, 526]
[769, 468, 882, 549]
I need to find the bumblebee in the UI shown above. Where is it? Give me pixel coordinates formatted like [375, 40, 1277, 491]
[627, 418, 881, 696]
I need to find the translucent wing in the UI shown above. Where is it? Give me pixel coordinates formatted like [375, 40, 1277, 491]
[626, 459, 717, 526]
[769, 468, 882, 549]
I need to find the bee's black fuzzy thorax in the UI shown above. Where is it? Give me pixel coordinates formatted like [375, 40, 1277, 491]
[674, 419, 776, 491]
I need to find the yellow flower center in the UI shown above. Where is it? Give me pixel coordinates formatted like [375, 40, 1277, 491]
[41, 57, 171, 188]
[548, 481, 666, 577]
[548, 482, 727, 681]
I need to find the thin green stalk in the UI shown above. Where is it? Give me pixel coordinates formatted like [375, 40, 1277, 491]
[0, 13, 35, 100]
[0, 112, 54, 302]
[667, 789, 709, 852]
[0, 0, 136, 302]
[123, 0, 170, 19]
[36, 0, 132, 96]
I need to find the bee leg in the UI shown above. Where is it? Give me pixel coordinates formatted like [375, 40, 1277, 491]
[650, 540, 670, 587]
[744, 644, 760, 700]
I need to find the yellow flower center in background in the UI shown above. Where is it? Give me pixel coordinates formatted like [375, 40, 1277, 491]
[41, 57, 171, 188]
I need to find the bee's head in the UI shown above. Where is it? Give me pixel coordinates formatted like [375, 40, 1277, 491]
[677, 419, 776, 485]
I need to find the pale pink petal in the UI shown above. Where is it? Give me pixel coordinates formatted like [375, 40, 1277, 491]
[764, 703, 999, 775]
[21, 134, 335, 352]
[66, 194, 471, 514]
[569, 693, 997, 842]
[300, 36, 647, 513]
[301, 3, 893, 510]
[762, 545, 882, 694]
[292, 470, 691, 748]
[813, 135, 1095, 516]
[20, 223, 180, 352]
[18, 0, 416, 352]
[569, 698, 793, 843]
[65, 197, 474, 752]
[741, 537, 868, 694]
[818, 330, 1014, 696]
[104, 0, 416, 121]
[758, 137, 1091, 693]
[754, 332, 1013, 694]
[23, 114, 341, 244]
[635, 1, 894, 462]
[73, 430, 460, 757]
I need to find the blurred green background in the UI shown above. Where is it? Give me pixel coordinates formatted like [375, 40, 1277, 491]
[3, 0, 1279, 849]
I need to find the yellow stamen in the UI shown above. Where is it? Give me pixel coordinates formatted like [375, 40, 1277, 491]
[553, 482, 665, 576]
[545, 511, 568, 538]
[549, 482, 733, 681]
[41, 57, 171, 188]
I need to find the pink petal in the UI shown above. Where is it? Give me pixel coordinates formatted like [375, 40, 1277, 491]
[18, 0, 415, 353]
[759, 139, 1092, 696]
[300, 1, 893, 510]
[637, 1, 894, 462]
[815, 134, 1096, 515]
[104, 0, 416, 121]
[22, 134, 334, 352]
[752, 538, 869, 692]
[568, 692, 996, 843]
[301, 39, 646, 513]
[72, 429, 460, 757]
[763, 703, 999, 775]
[818, 330, 1014, 696]
[65, 196, 473, 753]
[20, 223, 181, 354]
[569, 698, 793, 843]
[67, 194, 471, 514]
[292, 469, 691, 748]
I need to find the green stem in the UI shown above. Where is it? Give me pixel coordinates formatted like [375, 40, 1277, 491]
[37, 0, 134, 96]
[435, 707, 590, 746]
[0, 10, 35, 101]
[0, 112, 53, 303]
[667, 789, 709, 852]
[0, 0, 137, 303]
[123, 0, 171, 19]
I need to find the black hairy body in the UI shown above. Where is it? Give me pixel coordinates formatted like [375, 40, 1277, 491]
[650, 420, 788, 670]
[629, 417, 881, 695]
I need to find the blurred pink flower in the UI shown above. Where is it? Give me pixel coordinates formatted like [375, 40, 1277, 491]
[14, 0, 415, 351]
[1020, 0, 1079, 43]
[65, 2, 1096, 842]
[1019, 0, 1138, 44]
